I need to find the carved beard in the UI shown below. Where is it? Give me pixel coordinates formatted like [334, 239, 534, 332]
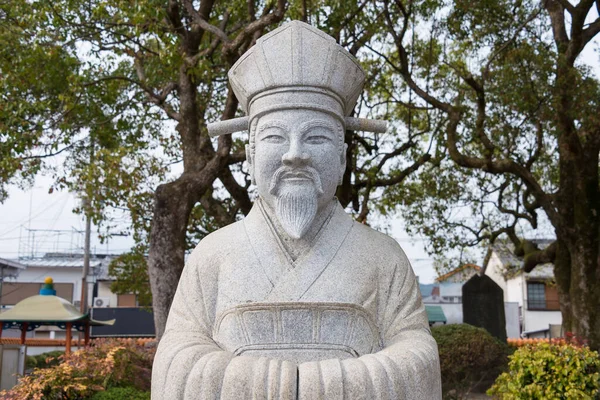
[269, 167, 324, 239]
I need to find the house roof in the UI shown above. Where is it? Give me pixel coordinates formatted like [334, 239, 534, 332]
[0, 257, 25, 270]
[435, 263, 481, 283]
[526, 264, 555, 279]
[19, 258, 103, 269]
[419, 283, 435, 297]
[485, 239, 555, 279]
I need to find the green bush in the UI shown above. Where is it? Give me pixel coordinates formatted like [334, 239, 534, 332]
[25, 351, 64, 370]
[432, 324, 512, 399]
[488, 342, 600, 399]
[90, 386, 150, 400]
[24, 355, 36, 370]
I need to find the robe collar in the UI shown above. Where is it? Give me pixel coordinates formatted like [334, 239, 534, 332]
[243, 198, 354, 302]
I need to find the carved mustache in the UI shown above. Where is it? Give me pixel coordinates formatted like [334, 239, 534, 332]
[269, 166, 324, 195]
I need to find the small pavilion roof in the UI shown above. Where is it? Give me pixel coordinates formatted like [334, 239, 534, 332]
[0, 295, 114, 327]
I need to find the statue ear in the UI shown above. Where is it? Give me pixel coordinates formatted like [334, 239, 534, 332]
[246, 144, 256, 185]
[339, 142, 348, 185]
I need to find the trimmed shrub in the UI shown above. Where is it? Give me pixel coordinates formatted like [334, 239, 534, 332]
[25, 351, 64, 370]
[432, 324, 512, 399]
[0, 338, 155, 400]
[90, 386, 150, 400]
[488, 341, 600, 399]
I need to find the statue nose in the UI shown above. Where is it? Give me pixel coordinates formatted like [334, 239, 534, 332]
[282, 143, 310, 167]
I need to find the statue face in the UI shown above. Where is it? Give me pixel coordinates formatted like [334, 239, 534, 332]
[250, 109, 346, 238]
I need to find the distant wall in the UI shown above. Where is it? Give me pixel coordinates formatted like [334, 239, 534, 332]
[13, 267, 81, 303]
[524, 310, 562, 334]
[484, 253, 508, 298]
[505, 302, 520, 338]
[438, 304, 463, 324]
[96, 281, 119, 308]
[91, 307, 155, 337]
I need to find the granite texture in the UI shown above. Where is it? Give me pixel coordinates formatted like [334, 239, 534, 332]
[152, 20, 442, 399]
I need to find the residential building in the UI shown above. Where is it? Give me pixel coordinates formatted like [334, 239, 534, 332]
[0, 253, 154, 339]
[420, 264, 483, 325]
[483, 240, 562, 338]
[435, 263, 481, 284]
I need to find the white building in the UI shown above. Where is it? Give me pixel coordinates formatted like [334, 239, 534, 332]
[483, 241, 562, 338]
[0, 253, 142, 339]
[421, 264, 482, 325]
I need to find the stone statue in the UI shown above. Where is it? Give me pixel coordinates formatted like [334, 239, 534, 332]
[152, 21, 442, 399]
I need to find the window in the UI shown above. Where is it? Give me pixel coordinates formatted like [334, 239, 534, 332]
[117, 294, 137, 307]
[527, 281, 560, 310]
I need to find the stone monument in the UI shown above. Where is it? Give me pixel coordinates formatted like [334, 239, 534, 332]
[463, 274, 507, 342]
[152, 21, 442, 399]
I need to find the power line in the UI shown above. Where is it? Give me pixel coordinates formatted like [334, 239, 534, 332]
[0, 193, 70, 238]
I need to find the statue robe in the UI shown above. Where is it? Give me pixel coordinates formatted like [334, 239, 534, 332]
[152, 202, 442, 399]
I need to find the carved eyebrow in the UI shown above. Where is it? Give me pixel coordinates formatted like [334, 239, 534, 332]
[299, 120, 336, 135]
[257, 120, 289, 136]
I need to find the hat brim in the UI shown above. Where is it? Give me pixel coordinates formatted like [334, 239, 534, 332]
[207, 116, 387, 137]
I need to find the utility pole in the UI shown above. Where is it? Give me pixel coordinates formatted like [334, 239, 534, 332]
[80, 138, 95, 315]
[80, 202, 91, 314]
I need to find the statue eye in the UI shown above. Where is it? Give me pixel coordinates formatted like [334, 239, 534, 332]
[261, 134, 286, 143]
[305, 135, 332, 144]
[259, 126, 287, 143]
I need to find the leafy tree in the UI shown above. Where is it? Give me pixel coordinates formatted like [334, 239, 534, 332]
[1, 0, 436, 338]
[1, 0, 286, 338]
[108, 245, 152, 307]
[376, 0, 600, 348]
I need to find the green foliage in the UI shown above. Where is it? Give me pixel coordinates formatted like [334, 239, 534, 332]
[108, 245, 152, 306]
[0, 0, 168, 230]
[0, 338, 154, 400]
[488, 342, 600, 399]
[90, 386, 150, 400]
[432, 324, 512, 399]
[25, 351, 64, 371]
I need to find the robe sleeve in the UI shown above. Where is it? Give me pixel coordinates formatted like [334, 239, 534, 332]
[151, 251, 297, 400]
[297, 252, 442, 400]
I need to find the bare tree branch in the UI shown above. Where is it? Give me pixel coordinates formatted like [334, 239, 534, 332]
[223, 0, 285, 58]
[555, 0, 576, 13]
[218, 168, 252, 215]
[545, 0, 570, 51]
[181, 0, 230, 43]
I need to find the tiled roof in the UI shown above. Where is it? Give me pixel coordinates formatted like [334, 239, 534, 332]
[489, 239, 555, 279]
[0, 257, 26, 270]
[18, 258, 103, 268]
[435, 263, 481, 282]
[419, 283, 435, 297]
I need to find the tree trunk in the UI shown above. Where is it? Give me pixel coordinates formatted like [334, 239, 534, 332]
[147, 180, 194, 339]
[551, 46, 600, 349]
[553, 239, 572, 333]
[567, 245, 600, 350]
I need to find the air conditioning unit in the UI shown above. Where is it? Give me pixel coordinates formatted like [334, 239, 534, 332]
[93, 297, 110, 308]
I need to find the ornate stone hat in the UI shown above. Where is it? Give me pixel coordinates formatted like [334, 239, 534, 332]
[207, 21, 387, 137]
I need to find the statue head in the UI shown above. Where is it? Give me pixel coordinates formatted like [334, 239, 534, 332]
[208, 21, 386, 238]
[249, 108, 346, 238]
